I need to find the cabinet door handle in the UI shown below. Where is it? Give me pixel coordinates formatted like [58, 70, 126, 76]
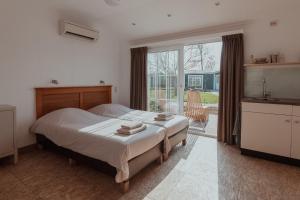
[294, 120, 300, 124]
[285, 119, 291, 123]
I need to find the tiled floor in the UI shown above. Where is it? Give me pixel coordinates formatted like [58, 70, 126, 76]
[1, 134, 300, 200]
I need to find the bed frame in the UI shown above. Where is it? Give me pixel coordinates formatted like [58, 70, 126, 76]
[35, 86, 113, 118]
[34, 86, 163, 193]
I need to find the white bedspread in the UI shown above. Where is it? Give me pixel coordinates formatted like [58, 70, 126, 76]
[89, 104, 189, 154]
[31, 108, 165, 183]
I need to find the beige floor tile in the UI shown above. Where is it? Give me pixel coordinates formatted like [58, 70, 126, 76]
[1, 134, 300, 200]
[146, 168, 185, 200]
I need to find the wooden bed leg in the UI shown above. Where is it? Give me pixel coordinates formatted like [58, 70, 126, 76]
[68, 158, 77, 166]
[182, 139, 187, 146]
[120, 180, 130, 193]
[156, 154, 163, 165]
[37, 143, 44, 150]
[163, 153, 168, 161]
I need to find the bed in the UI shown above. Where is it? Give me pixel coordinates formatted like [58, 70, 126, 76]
[89, 104, 189, 160]
[32, 86, 166, 192]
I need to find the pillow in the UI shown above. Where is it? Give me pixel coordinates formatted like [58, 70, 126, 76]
[89, 104, 132, 117]
[31, 108, 108, 133]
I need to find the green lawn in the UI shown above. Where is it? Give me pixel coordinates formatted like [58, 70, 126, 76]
[148, 89, 219, 104]
[184, 91, 219, 104]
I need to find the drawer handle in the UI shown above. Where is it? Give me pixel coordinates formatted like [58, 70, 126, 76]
[285, 119, 291, 123]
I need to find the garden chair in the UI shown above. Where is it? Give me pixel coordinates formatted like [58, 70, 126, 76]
[184, 90, 209, 130]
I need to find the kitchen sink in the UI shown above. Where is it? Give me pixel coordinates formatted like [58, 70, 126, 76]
[248, 97, 281, 102]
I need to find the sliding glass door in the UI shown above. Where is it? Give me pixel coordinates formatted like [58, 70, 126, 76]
[147, 41, 222, 138]
[183, 42, 222, 137]
[147, 50, 180, 113]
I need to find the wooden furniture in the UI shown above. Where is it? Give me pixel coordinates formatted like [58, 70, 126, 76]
[244, 62, 300, 68]
[291, 106, 300, 160]
[34, 86, 163, 193]
[35, 86, 112, 118]
[184, 90, 209, 122]
[241, 102, 300, 164]
[0, 105, 17, 164]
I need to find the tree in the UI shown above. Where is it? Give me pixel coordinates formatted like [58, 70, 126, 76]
[148, 51, 178, 75]
[184, 44, 217, 72]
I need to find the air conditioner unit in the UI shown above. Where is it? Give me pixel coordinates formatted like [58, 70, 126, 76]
[60, 21, 99, 41]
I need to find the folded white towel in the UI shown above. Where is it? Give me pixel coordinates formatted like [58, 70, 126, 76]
[157, 112, 173, 118]
[117, 124, 147, 135]
[121, 121, 143, 130]
[154, 115, 175, 121]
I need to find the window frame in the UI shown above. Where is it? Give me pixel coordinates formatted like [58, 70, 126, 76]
[188, 74, 204, 89]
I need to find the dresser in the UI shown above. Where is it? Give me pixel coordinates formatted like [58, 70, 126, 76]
[0, 105, 18, 163]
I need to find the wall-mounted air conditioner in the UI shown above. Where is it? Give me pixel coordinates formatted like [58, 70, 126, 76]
[60, 21, 99, 41]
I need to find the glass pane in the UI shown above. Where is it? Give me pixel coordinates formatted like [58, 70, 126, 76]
[184, 42, 222, 105]
[147, 50, 179, 113]
[184, 42, 222, 137]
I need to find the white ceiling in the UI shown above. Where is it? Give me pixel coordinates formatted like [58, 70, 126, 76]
[48, 0, 300, 40]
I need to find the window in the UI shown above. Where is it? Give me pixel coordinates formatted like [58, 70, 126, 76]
[214, 74, 220, 91]
[147, 50, 179, 113]
[188, 75, 203, 89]
[147, 41, 222, 114]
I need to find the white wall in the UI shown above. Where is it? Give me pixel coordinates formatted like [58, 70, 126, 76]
[0, 0, 121, 147]
[119, 9, 300, 105]
[243, 10, 300, 99]
[119, 41, 131, 107]
[244, 10, 300, 63]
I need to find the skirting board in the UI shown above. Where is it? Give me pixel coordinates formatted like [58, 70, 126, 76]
[241, 148, 300, 167]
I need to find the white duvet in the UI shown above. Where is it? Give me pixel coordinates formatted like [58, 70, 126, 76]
[31, 108, 165, 183]
[89, 104, 189, 154]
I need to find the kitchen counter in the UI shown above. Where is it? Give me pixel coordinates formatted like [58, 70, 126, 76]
[242, 97, 300, 106]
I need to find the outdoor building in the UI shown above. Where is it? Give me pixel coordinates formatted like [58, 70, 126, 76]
[185, 72, 220, 91]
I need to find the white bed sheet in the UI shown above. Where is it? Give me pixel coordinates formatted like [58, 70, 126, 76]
[31, 108, 165, 183]
[89, 104, 189, 153]
[89, 104, 189, 137]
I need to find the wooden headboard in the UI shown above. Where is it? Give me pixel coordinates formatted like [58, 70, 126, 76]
[35, 86, 112, 118]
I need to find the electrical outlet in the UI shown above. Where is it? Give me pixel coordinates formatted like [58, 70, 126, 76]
[270, 20, 278, 27]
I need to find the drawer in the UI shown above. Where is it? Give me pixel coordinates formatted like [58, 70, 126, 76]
[242, 102, 292, 115]
[293, 106, 300, 116]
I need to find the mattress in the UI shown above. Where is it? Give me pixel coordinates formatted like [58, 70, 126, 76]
[31, 108, 165, 183]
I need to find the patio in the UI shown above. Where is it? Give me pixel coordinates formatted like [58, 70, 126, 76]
[189, 113, 218, 138]
[184, 95, 218, 138]
[148, 89, 219, 138]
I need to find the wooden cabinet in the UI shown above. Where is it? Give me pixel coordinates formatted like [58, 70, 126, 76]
[291, 106, 300, 159]
[292, 106, 300, 116]
[241, 103, 292, 157]
[241, 102, 300, 161]
[0, 105, 17, 163]
[241, 111, 292, 157]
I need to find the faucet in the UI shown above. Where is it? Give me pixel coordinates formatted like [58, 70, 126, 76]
[262, 78, 271, 99]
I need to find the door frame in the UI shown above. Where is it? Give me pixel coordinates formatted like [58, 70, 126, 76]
[148, 45, 185, 114]
[148, 38, 222, 114]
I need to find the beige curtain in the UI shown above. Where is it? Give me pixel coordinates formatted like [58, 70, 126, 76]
[217, 34, 244, 145]
[130, 47, 148, 110]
